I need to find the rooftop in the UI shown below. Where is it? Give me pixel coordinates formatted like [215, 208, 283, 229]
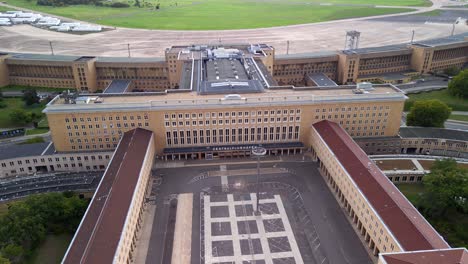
[313, 120, 450, 251]
[103, 80, 132, 94]
[380, 248, 468, 264]
[44, 84, 405, 113]
[275, 51, 338, 60]
[399, 127, 468, 142]
[62, 128, 153, 264]
[412, 32, 468, 48]
[95, 56, 165, 63]
[342, 44, 409, 55]
[307, 73, 338, 86]
[0, 142, 52, 160]
[7, 53, 81, 62]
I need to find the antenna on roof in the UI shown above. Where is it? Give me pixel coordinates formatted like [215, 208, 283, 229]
[344, 30, 361, 50]
[49, 41, 54, 56]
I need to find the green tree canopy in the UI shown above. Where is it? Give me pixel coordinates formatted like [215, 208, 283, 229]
[9, 109, 32, 125]
[22, 89, 40, 106]
[419, 159, 468, 218]
[0, 245, 24, 264]
[0, 193, 89, 263]
[0, 256, 10, 264]
[406, 99, 451, 127]
[448, 69, 468, 98]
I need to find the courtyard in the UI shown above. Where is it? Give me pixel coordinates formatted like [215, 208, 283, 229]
[139, 159, 373, 264]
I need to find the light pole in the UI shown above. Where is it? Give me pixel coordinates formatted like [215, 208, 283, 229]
[252, 146, 267, 215]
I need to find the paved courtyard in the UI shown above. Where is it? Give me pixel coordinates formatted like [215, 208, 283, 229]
[203, 193, 303, 264]
[140, 159, 373, 264]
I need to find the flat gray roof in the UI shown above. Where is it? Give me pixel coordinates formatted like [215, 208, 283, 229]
[412, 32, 468, 47]
[307, 73, 338, 86]
[103, 80, 131, 94]
[96, 57, 165, 63]
[206, 59, 248, 81]
[343, 44, 410, 55]
[8, 53, 81, 62]
[0, 142, 51, 160]
[275, 51, 338, 60]
[399, 127, 468, 141]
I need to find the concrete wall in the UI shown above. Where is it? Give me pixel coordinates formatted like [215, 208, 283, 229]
[0, 151, 113, 178]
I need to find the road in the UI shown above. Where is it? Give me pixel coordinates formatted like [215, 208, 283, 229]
[0, 171, 102, 201]
[0, 0, 467, 57]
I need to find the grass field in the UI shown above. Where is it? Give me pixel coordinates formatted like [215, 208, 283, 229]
[2, 0, 422, 30]
[396, 183, 425, 204]
[27, 234, 72, 264]
[0, 6, 17, 12]
[449, 114, 468, 122]
[0, 98, 46, 128]
[405, 89, 468, 112]
[25, 127, 49, 135]
[415, 9, 442, 16]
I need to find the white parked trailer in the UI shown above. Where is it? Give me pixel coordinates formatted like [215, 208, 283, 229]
[0, 13, 16, 18]
[36, 17, 61, 26]
[60, 22, 81, 27]
[71, 25, 102, 32]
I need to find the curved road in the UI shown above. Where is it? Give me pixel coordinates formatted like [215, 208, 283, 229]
[0, 0, 467, 57]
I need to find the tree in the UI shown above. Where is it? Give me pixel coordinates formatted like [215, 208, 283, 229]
[419, 159, 468, 217]
[134, 0, 141, 7]
[406, 99, 451, 128]
[448, 69, 468, 99]
[9, 109, 32, 125]
[0, 256, 10, 264]
[0, 245, 24, 264]
[22, 89, 39, 106]
[444, 66, 460, 77]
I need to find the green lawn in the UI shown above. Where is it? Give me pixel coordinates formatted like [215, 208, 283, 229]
[27, 234, 72, 264]
[405, 89, 468, 111]
[19, 136, 46, 144]
[25, 127, 49, 135]
[0, 203, 8, 217]
[0, 6, 16, 12]
[0, 98, 46, 128]
[2, 0, 420, 30]
[415, 9, 442, 16]
[396, 183, 468, 248]
[449, 114, 468, 122]
[395, 183, 425, 204]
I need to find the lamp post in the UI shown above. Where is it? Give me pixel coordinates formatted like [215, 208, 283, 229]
[252, 146, 267, 215]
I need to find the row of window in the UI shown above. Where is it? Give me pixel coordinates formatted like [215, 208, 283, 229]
[65, 115, 148, 123]
[1, 154, 109, 168]
[164, 109, 301, 120]
[166, 126, 300, 146]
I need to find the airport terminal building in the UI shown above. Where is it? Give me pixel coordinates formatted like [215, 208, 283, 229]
[0, 33, 467, 92]
[1, 36, 468, 264]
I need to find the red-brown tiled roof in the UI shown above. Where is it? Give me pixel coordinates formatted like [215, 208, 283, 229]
[312, 120, 449, 251]
[381, 248, 468, 264]
[63, 128, 154, 264]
